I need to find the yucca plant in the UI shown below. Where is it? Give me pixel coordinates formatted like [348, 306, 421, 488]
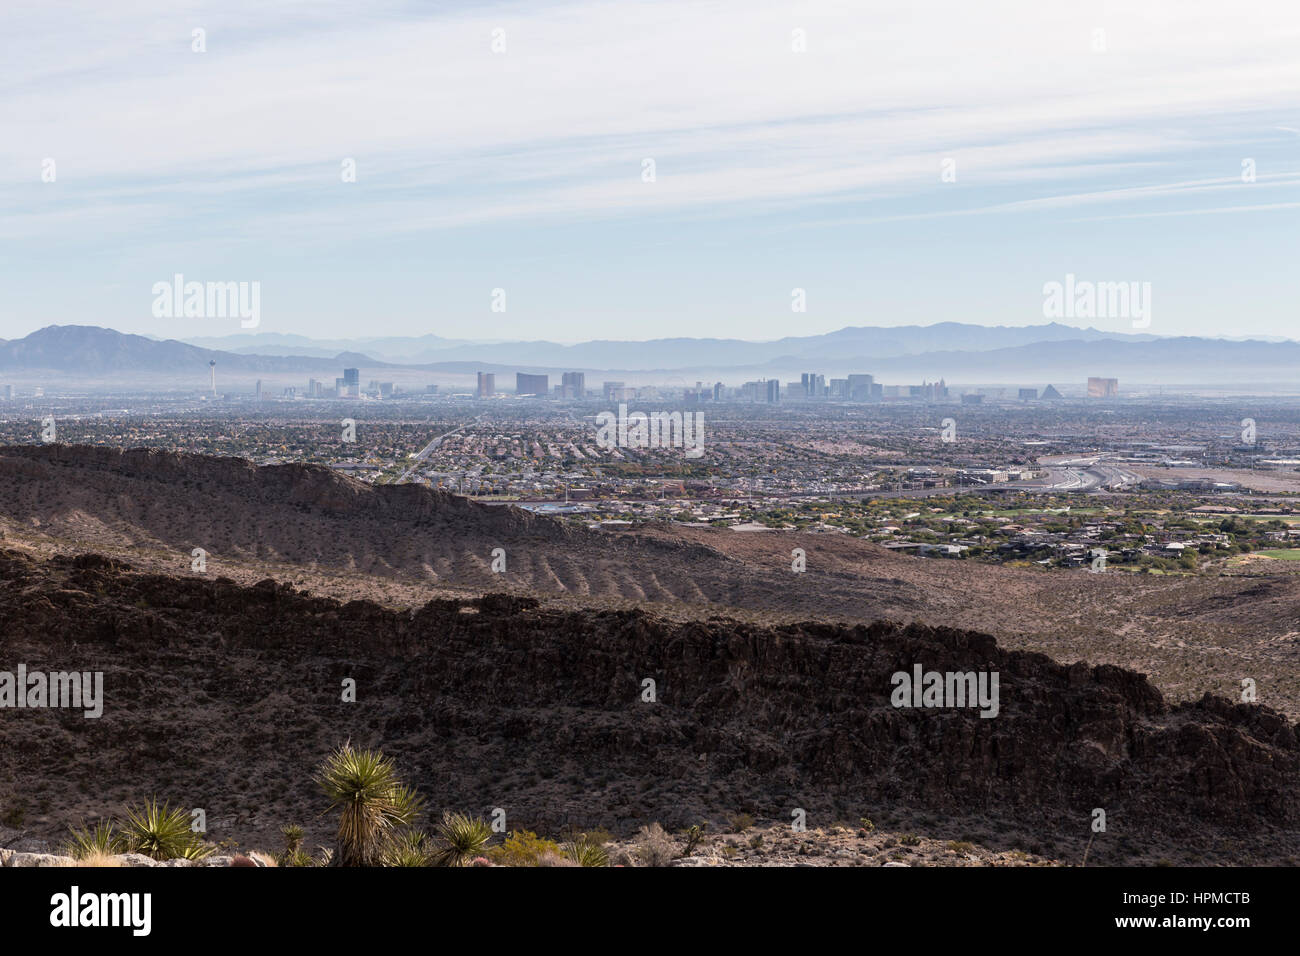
[314, 743, 423, 866]
[119, 799, 205, 861]
[66, 820, 120, 860]
[382, 830, 432, 867]
[433, 811, 493, 867]
[278, 824, 312, 867]
[681, 823, 708, 857]
[281, 824, 305, 855]
[175, 841, 215, 861]
[562, 836, 609, 867]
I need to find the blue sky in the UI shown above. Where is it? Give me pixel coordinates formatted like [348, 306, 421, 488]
[1, 0, 1297, 343]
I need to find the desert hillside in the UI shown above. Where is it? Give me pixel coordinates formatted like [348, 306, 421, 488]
[1, 547, 1297, 865]
[2, 444, 1299, 718]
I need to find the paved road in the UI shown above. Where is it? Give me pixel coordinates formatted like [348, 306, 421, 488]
[392, 418, 479, 484]
[1028, 460, 1143, 492]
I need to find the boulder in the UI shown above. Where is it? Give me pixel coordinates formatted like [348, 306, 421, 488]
[4, 852, 76, 867]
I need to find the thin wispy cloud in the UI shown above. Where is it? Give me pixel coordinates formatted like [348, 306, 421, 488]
[1, 0, 1298, 339]
[3, 0, 1299, 232]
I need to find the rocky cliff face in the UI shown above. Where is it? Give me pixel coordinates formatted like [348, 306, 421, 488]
[1, 548, 1296, 860]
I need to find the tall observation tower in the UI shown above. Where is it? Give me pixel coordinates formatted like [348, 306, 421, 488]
[209, 359, 216, 398]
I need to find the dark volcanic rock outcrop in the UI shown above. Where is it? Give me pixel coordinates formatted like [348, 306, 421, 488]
[1, 548, 1295, 858]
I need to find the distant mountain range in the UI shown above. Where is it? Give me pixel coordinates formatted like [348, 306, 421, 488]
[0, 326, 363, 374]
[175, 332, 484, 362]
[2, 324, 1300, 387]
[176, 322, 1147, 368]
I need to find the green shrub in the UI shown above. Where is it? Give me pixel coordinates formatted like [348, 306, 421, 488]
[488, 830, 561, 867]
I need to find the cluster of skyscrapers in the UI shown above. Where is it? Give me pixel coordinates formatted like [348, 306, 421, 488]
[254, 367, 418, 402]
[789, 373, 949, 402]
[477, 371, 587, 399]
[286, 365, 1107, 403]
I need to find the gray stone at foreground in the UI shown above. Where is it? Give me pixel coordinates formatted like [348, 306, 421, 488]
[0, 849, 228, 867]
[1, 851, 76, 867]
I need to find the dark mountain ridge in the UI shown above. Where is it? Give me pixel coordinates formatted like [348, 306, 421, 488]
[0, 548, 1296, 861]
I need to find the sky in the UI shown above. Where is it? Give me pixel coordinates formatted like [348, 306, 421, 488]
[1, 0, 1298, 344]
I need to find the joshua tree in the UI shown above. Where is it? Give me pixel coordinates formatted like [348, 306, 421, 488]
[314, 743, 423, 866]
